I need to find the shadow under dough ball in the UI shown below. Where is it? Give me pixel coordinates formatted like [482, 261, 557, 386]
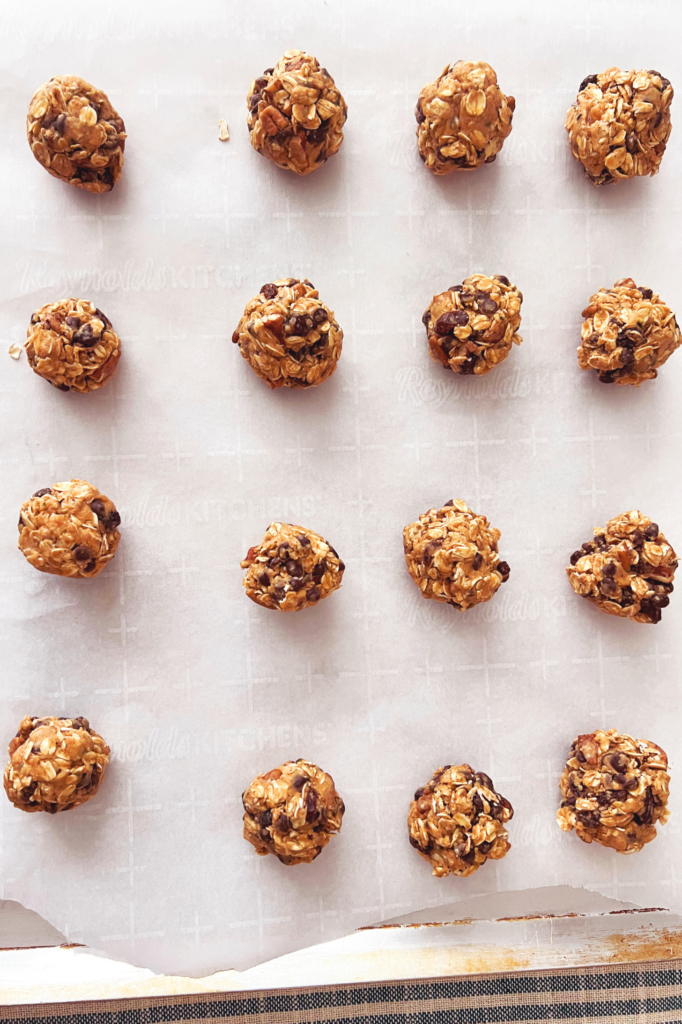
[566, 510, 677, 623]
[424, 274, 523, 376]
[415, 60, 514, 174]
[26, 75, 126, 193]
[232, 278, 343, 389]
[18, 479, 121, 578]
[4, 715, 110, 813]
[403, 499, 510, 611]
[247, 50, 347, 174]
[408, 765, 513, 877]
[242, 759, 345, 865]
[241, 522, 344, 611]
[25, 299, 121, 393]
[557, 730, 670, 853]
[565, 67, 672, 185]
[578, 278, 681, 385]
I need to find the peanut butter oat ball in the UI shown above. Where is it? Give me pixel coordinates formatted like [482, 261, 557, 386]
[557, 730, 670, 853]
[567, 511, 677, 624]
[18, 479, 121, 579]
[232, 278, 342, 389]
[565, 68, 673, 186]
[27, 75, 126, 193]
[403, 500, 510, 611]
[241, 522, 344, 611]
[243, 759, 345, 865]
[247, 50, 347, 175]
[424, 275, 523, 376]
[408, 765, 513, 878]
[579, 279, 681, 385]
[4, 715, 110, 813]
[415, 60, 514, 174]
[25, 299, 121, 393]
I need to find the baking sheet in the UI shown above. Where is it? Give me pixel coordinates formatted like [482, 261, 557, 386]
[1, 0, 681, 977]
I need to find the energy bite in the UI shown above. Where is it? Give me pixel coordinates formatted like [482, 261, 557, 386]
[557, 730, 670, 853]
[27, 75, 126, 193]
[415, 60, 514, 174]
[403, 500, 510, 610]
[241, 522, 344, 611]
[232, 278, 342, 389]
[408, 765, 513, 877]
[579, 278, 681, 385]
[18, 479, 121, 579]
[424, 275, 523, 376]
[567, 511, 676, 624]
[243, 759, 345, 865]
[247, 50, 347, 175]
[565, 68, 673, 186]
[4, 715, 110, 813]
[25, 299, 121, 393]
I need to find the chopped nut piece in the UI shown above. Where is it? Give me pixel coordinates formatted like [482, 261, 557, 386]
[4, 715, 110, 813]
[565, 68, 672, 186]
[219, 119, 230, 141]
[243, 759, 344, 865]
[557, 730, 670, 853]
[241, 522, 344, 611]
[26, 75, 126, 193]
[416, 60, 514, 174]
[403, 500, 510, 610]
[247, 50, 347, 174]
[424, 275, 523, 376]
[25, 299, 121, 393]
[18, 479, 121, 579]
[578, 278, 681, 385]
[232, 277, 342, 389]
[8, 344, 22, 360]
[566, 510, 677, 623]
[408, 764, 513, 877]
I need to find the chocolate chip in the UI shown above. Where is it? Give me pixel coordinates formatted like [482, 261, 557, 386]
[94, 308, 111, 327]
[249, 92, 262, 109]
[598, 371, 617, 383]
[639, 599, 661, 623]
[231, 330, 239, 344]
[65, 316, 81, 330]
[328, 545, 339, 557]
[443, 500, 454, 507]
[582, 542, 595, 552]
[435, 310, 467, 334]
[415, 102, 426, 124]
[269, 557, 281, 569]
[307, 125, 329, 143]
[84, 560, 96, 573]
[307, 587, 321, 602]
[263, 67, 274, 75]
[286, 559, 303, 577]
[72, 323, 97, 347]
[472, 551, 483, 570]
[105, 509, 121, 530]
[73, 545, 93, 562]
[260, 283, 278, 299]
[90, 499, 106, 518]
[413, 787, 425, 800]
[460, 356, 477, 374]
[312, 558, 327, 580]
[652, 593, 670, 608]
[409, 835, 421, 849]
[290, 577, 305, 591]
[305, 790, 318, 822]
[258, 809, 272, 827]
[602, 561, 616, 577]
[274, 814, 289, 833]
[497, 561, 511, 582]
[33, 488, 52, 498]
[625, 132, 637, 154]
[478, 841, 493, 855]
[472, 791, 484, 813]
[297, 534, 311, 547]
[640, 287, 653, 300]
[53, 113, 67, 135]
[579, 74, 599, 92]
[278, 543, 290, 559]
[495, 275, 510, 285]
[475, 292, 498, 314]
[570, 550, 583, 565]
[312, 307, 328, 324]
[644, 523, 659, 540]
[599, 578, 619, 598]
[475, 771, 493, 789]
[422, 310, 431, 326]
[258, 572, 270, 586]
[272, 587, 286, 603]
[292, 774, 306, 790]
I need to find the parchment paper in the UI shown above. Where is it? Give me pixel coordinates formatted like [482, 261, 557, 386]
[1, 0, 681, 977]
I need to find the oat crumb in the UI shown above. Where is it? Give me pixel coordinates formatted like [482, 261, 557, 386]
[8, 345, 22, 360]
[219, 119, 230, 141]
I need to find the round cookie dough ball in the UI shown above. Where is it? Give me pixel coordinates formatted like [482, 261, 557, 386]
[27, 75, 126, 193]
[18, 479, 121, 579]
[567, 511, 677, 624]
[241, 522, 344, 611]
[247, 50, 347, 175]
[408, 764, 513, 877]
[403, 500, 510, 611]
[424, 275, 523, 376]
[4, 715, 110, 813]
[25, 299, 121, 393]
[232, 278, 343, 389]
[243, 759, 345, 865]
[415, 60, 514, 174]
[557, 730, 670, 853]
[565, 68, 673, 186]
[579, 279, 681, 385]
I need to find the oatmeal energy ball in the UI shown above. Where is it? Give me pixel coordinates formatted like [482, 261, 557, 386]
[243, 759, 345, 865]
[567, 511, 677, 624]
[557, 730, 670, 853]
[26, 299, 121, 393]
[4, 716, 110, 813]
[408, 764, 513, 877]
[18, 479, 121, 579]
[242, 522, 344, 611]
[424, 275, 523, 376]
[232, 278, 342, 389]
[27, 75, 126, 193]
[565, 68, 672, 186]
[579, 279, 681, 385]
[247, 50, 347, 174]
[416, 60, 514, 174]
[403, 500, 510, 610]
